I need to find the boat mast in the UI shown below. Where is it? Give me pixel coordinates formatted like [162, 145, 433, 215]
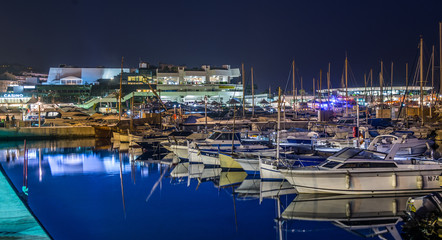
[380, 61, 384, 106]
[231, 102, 236, 154]
[364, 73, 367, 104]
[364, 73, 368, 124]
[312, 77, 316, 111]
[119, 56, 124, 122]
[269, 85, 271, 99]
[431, 45, 435, 118]
[370, 69, 373, 104]
[130, 92, 134, 131]
[405, 63, 409, 105]
[440, 22, 442, 101]
[300, 76, 304, 103]
[205, 95, 208, 133]
[420, 37, 424, 126]
[390, 62, 393, 105]
[242, 63, 246, 118]
[292, 60, 296, 111]
[327, 63, 331, 110]
[276, 87, 281, 160]
[319, 69, 322, 108]
[405, 63, 409, 128]
[345, 56, 348, 115]
[251, 67, 255, 118]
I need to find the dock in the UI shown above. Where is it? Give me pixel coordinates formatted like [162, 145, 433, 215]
[0, 164, 51, 239]
[0, 126, 95, 141]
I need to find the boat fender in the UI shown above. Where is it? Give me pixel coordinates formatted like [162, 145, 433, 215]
[439, 173, 442, 187]
[345, 172, 351, 189]
[392, 173, 397, 188]
[392, 200, 397, 215]
[352, 127, 358, 138]
[345, 202, 351, 217]
[416, 175, 423, 189]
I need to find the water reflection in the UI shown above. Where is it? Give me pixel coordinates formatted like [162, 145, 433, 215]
[0, 139, 433, 240]
[281, 194, 426, 239]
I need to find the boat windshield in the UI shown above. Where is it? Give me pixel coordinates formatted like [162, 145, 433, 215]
[332, 148, 386, 160]
[322, 160, 341, 169]
[208, 132, 221, 140]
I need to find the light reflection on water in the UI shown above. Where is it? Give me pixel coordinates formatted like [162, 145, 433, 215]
[0, 139, 428, 240]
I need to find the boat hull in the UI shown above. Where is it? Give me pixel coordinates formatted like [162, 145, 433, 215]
[236, 158, 259, 175]
[259, 160, 285, 180]
[171, 145, 189, 159]
[281, 168, 442, 194]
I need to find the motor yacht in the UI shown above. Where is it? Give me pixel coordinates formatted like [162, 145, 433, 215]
[280, 142, 442, 194]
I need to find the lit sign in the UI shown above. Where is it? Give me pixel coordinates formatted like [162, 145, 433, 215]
[3, 93, 24, 98]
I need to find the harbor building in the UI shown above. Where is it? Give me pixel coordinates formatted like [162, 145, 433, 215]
[44, 63, 242, 106]
[318, 86, 433, 105]
[156, 64, 239, 85]
[46, 66, 131, 85]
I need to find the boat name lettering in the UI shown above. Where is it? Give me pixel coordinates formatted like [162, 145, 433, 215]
[427, 176, 439, 181]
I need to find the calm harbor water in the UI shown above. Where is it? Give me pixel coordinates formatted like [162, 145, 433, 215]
[0, 139, 432, 240]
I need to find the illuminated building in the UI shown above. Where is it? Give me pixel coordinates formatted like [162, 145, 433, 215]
[45, 63, 242, 105]
[47, 65, 131, 85]
[318, 86, 433, 104]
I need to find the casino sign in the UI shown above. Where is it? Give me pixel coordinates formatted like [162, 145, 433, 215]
[3, 93, 24, 98]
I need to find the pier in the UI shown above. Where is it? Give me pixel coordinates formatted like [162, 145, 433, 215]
[0, 126, 95, 141]
[0, 164, 51, 239]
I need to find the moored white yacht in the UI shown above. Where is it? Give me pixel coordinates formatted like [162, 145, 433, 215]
[367, 134, 430, 157]
[280, 142, 442, 194]
[187, 130, 276, 168]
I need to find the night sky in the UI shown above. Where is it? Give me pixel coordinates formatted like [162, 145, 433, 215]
[1, 0, 441, 93]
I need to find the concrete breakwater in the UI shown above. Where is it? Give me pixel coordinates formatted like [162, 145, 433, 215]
[0, 126, 95, 141]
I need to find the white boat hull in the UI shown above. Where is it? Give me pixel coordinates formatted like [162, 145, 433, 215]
[188, 148, 202, 164]
[281, 168, 442, 194]
[119, 134, 129, 143]
[259, 160, 285, 180]
[199, 151, 220, 167]
[236, 158, 259, 174]
[112, 132, 120, 141]
[171, 145, 189, 159]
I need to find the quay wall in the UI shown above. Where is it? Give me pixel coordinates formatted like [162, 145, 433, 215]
[0, 126, 95, 141]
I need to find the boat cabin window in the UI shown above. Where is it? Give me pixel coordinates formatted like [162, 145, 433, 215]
[215, 133, 241, 141]
[208, 132, 221, 140]
[322, 161, 340, 169]
[333, 148, 362, 159]
[332, 148, 386, 160]
[338, 162, 397, 169]
[337, 119, 354, 124]
[353, 150, 386, 160]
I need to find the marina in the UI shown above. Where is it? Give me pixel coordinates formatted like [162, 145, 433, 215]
[1, 139, 442, 239]
[2, 1, 442, 239]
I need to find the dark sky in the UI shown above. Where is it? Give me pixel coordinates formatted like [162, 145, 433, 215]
[1, 0, 441, 93]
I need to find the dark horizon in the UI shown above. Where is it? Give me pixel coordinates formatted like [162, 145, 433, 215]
[1, 0, 442, 93]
